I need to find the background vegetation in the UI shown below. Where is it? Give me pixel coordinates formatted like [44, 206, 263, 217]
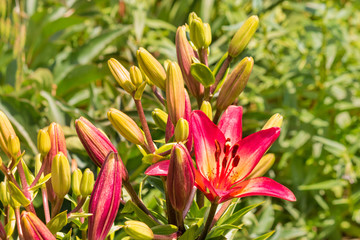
[0, 0, 360, 239]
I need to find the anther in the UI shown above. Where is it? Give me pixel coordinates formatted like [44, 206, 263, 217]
[231, 144, 239, 158]
[222, 157, 228, 168]
[223, 143, 230, 155]
[215, 140, 221, 162]
[232, 155, 240, 167]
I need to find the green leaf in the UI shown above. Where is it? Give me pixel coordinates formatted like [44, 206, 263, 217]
[121, 200, 159, 227]
[299, 179, 348, 191]
[190, 63, 215, 87]
[151, 224, 178, 235]
[208, 224, 243, 238]
[46, 211, 68, 234]
[253, 230, 275, 240]
[222, 201, 264, 226]
[68, 212, 92, 220]
[7, 181, 30, 207]
[40, 91, 66, 126]
[62, 229, 72, 240]
[30, 174, 51, 192]
[142, 153, 166, 164]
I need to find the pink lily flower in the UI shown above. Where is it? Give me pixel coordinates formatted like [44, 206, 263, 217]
[146, 105, 295, 204]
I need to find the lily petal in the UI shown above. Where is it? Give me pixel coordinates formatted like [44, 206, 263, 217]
[144, 160, 169, 176]
[218, 105, 243, 145]
[191, 110, 226, 182]
[219, 177, 296, 203]
[230, 127, 280, 184]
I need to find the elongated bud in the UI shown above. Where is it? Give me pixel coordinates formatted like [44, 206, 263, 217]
[167, 143, 195, 212]
[0, 182, 10, 206]
[80, 168, 94, 197]
[124, 221, 154, 240]
[72, 168, 82, 197]
[44, 122, 67, 203]
[75, 117, 119, 167]
[88, 152, 122, 240]
[200, 101, 212, 120]
[137, 48, 166, 90]
[7, 134, 19, 158]
[152, 108, 168, 130]
[176, 26, 204, 99]
[189, 16, 211, 49]
[228, 15, 259, 58]
[174, 118, 189, 142]
[262, 113, 283, 130]
[0, 111, 16, 157]
[21, 211, 56, 240]
[51, 152, 71, 199]
[37, 129, 51, 156]
[216, 57, 254, 110]
[246, 153, 276, 179]
[108, 58, 136, 94]
[166, 61, 185, 125]
[129, 66, 143, 87]
[107, 108, 145, 146]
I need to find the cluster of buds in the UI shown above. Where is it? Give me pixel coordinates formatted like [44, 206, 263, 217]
[0, 10, 295, 240]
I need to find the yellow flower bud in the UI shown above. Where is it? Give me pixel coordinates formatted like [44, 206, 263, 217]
[216, 57, 254, 110]
[107, 108, 145, 145]
[80, 168, 94, 197]
[200, 101, 212, 120]
[108, 58, 136, 94]
[228, 15, 259, 58]
[0, 182, 10, 206]
[174, 118, 189, 142]
[246, 153, 275, 179]
[129, 66, 143, 87]
[37, 129, 51, 156]
[0, 111, 16, 158]
[7, 134, 20, 158]
[136, 48, 166, 90]
[152, 108, 168, 130]
[262, 113, 283, 130]
[166, 61, 185, 125]
[51, 152, 71, 198]
[72, 168, 82, 197]
[190, 16, 212, 49]
[124, 221, 154, 240]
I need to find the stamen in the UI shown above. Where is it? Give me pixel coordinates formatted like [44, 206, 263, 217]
[222, 156, 228, 169]
[224, 143, 230, 155]
[231, 144, 239, 158]
[215, 140, 221, 162]
[232, 155, 240, 167]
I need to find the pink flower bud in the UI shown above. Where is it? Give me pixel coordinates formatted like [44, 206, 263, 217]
[44, 122, 67, 204]
[21, 211, 56, 240]
[88, 152, 122, 240]
[176, 26, 204, 99]
[167, 143, 195, 212]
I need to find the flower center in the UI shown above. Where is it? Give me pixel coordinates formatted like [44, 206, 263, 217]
[214, 138, 240, 189]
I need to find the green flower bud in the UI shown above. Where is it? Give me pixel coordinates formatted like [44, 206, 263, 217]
[216, 57, 254, 110]
[7, 135, 20, 158]
[51, 152, 71, 199]
[72, 168, 82, 197]
[188, 12, 198, 26]
[152, 108, 168, 130]
[200, 101, 212, 120]
[166, 61, 185, 125]
[124, 221, 154, 240]
[108, 58, 136, 94]
[174, 118, 189, 142]
[190, 16, 211, 49]
[262, 113, 283, 130]
[0, 182, 10, 206]
[107, 108, 145, 146]
[80, 168, 94, 197]
[228, 15, 259, 58]
[246, 153, 275, 179]
[37, 129, 51, 156]
[136, 48, 166, 90]
[129, 66, 144, 87]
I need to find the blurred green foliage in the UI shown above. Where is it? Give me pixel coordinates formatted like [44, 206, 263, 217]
[0, 0, 360, 239]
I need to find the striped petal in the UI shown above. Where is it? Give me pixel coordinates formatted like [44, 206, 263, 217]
[219, 177, 296, 203]
[218, 105, 243, 145]
[191, 110, 225, 182]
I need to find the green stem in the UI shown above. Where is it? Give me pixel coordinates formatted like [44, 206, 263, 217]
[198, 202, 218, 240]
[213, 109, 222, 124]
[134, 99, 156, 153]
[175, 210, 185, 234]
[51, 197, 63, 218]
[211, 200, 231, 228]
[162, 177, 176, 225]
[16, 159, 36, 214]
[123, 180, 160, 224]
[42, 188, 50, 223]
[196, 190, 204, 209]
[211, 55, 232, 94]
[14, 207, 23, 240]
